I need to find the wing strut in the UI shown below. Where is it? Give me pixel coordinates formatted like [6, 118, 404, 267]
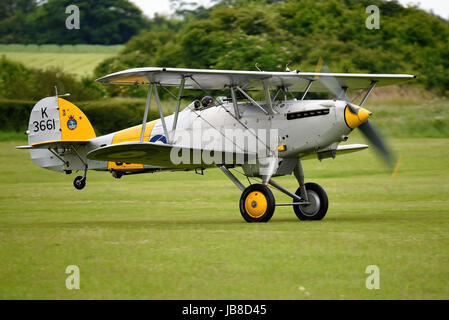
[154, 85, 170, 143]
[271, 87, 282, 102]
[262, 80, 276, 115]
[236, 86, 269, 115]
[139, 83, 174, 144]
[301, 80, 314, 100]
[360, 81, 377, 106]
[171, 76, 186, 139]
[230, 86, 241, 119]
[189, 76, 276, 156]
[140, 84, 153, 143]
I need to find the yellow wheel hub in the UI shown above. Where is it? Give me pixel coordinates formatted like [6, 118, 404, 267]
[245, 191, 268, 218]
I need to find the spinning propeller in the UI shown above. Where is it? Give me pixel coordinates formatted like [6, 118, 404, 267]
[316, 59, 398, 173]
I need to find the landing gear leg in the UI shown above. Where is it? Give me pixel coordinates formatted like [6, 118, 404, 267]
[70, 145, 89, 190]
[294, 158, 308, 202]
[220, 166, 276, 222]
[292, 158, 328, 220]
[74, 165, 87, 190]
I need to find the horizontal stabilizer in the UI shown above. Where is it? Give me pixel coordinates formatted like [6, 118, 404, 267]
[16, 140, 89, 150]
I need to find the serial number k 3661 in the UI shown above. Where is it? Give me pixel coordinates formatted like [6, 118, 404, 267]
[32, 119, 56, 132]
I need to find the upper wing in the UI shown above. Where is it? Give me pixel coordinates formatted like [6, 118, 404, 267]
[96, 67, 416, 92]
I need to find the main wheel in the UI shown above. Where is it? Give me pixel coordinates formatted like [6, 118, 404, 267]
[73, 176, 86, 190]
[293, 182, 328, 221]
[239, 184, 275, 223]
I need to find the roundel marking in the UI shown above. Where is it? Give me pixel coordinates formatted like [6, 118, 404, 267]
[150, 135, 167, 144]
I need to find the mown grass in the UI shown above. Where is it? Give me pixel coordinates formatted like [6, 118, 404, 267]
[0, 135, 448, 299]
[0, 44, 123, 54]
[366, 97, 449, 138]
[0, 52, 115, 78]
[0, 45, 123, 78]
[0, 97, 448, 299]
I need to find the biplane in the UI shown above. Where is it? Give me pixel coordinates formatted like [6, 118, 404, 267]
[17, 65, 415, 222]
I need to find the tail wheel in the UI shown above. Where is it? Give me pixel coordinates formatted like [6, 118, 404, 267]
[239, 184, 275, 223]
[74, 176, 86, 190]
[111, 171, 124, 179]
[293, 182, 328, 221]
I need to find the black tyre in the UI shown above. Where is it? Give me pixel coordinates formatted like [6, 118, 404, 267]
[73, 176, 86, 190]
[293, 182, 328, 220]
[112, 171, 124, 179]
[239, 184, 275, 223]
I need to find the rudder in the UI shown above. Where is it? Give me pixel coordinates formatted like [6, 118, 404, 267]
[27, 96, 96, 171]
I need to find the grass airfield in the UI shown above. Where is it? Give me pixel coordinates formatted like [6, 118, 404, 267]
[0, 134, 448, 299]
[0, 52, 115, 78]
[0, 45, 122, 78]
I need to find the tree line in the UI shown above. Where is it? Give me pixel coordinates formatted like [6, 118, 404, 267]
[95, 0, 449, 96]
[1, 0, 449, 95]
[0, 0, 149, 44]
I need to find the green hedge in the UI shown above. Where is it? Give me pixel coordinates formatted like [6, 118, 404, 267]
[0, 99, 160, 136]
[0, 99, 35, 132]
[0, 56, 104, 101]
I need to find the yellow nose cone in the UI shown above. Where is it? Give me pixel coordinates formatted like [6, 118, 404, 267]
[344, 104, 372, 129]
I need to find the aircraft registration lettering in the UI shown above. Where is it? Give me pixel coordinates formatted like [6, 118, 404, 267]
[31, 107, 57, 132]
[32, 119, 56, 132]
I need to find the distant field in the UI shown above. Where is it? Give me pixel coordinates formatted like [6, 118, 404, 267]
[0, 44, 122, 78]
[0, 136, 448, 299]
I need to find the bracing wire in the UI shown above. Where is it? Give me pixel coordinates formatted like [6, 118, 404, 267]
[188, 76, 277, 156]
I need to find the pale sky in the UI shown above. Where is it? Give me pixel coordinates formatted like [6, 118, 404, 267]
[129, 0, 212, 18]
[400, 0, 449, 18]
[130, 0, 449, 19]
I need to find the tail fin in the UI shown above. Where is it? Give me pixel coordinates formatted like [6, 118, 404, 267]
[27, 96, 96, 171]
[28, 97, 95, 144]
